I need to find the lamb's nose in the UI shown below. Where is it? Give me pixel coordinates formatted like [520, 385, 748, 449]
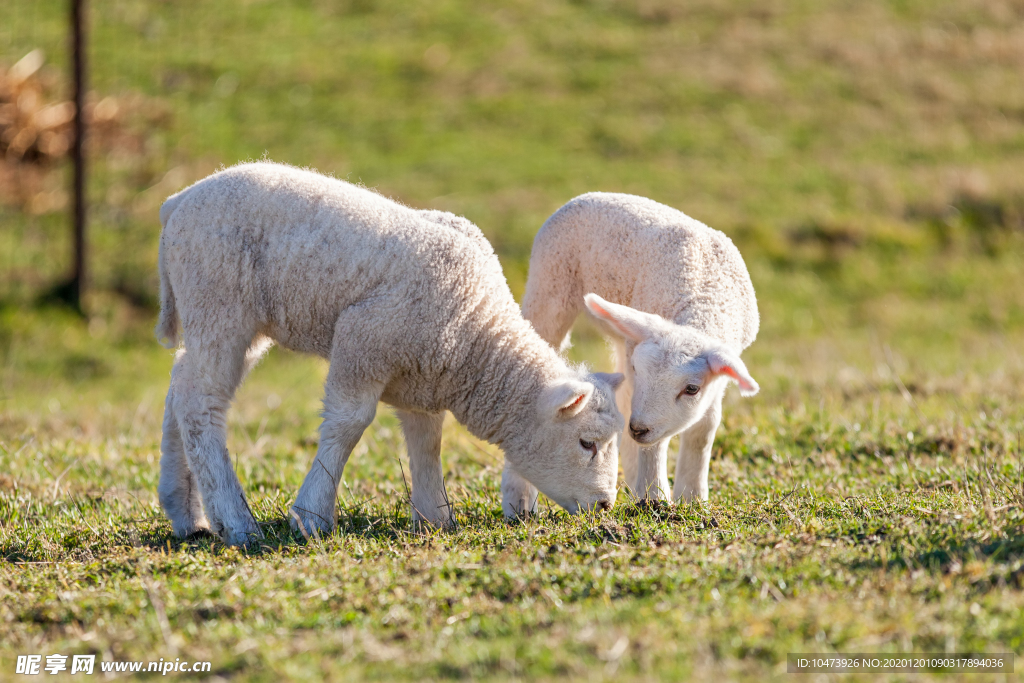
[597, 499, 612, 511]
[629, 421, 650, 441]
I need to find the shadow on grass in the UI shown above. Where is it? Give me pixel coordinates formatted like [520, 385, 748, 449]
[1, 492, 724, 563]
[914, 533, 1024, 591]
[134, 495, 451, 556]
[847, 530, 1024, 590]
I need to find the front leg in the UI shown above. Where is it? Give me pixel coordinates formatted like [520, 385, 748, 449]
[619, 431, 639, 494]
[672, 388, 723, 503]
[291, 386, 378, 538]
[397, 410, 454, 529]
[632, 438, 671, 501]
[501, 464, 538, 519]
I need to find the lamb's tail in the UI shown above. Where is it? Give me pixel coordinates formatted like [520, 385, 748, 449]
[154, 192, 186, 349]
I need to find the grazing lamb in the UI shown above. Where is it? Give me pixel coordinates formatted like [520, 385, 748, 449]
[502, 192, 758, 510]
[155, 163, 624, 546]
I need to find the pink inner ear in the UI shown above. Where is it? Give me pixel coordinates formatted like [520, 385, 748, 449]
[585, 295, 646, 343]
[716, 364, 752, 390]
[588, 298, 613, 321]
[562, 393, 585, 411]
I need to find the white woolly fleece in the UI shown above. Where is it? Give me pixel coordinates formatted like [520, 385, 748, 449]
[522, 192, 759, 353]
[153, 163, 622, 545]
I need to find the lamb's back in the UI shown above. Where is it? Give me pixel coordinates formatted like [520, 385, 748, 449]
[542, 192, 759, 350]
[161, 163, 523, 356]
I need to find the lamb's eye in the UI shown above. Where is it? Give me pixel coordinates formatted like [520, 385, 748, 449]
[680, 384, 701, 397]
[580, 439, 598, 457]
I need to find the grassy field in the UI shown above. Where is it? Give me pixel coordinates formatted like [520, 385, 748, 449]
[3, 0, 1024, 680]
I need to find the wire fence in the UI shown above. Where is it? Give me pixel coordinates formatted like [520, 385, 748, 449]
[1, 0, 338, 310]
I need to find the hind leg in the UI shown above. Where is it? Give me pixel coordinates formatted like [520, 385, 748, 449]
[506, 271, 582, 515]
[171, 337, 264, 547]
[159, 338, 273, 539]
[520, 254, 581, 352]
[158, 351, 209, 537]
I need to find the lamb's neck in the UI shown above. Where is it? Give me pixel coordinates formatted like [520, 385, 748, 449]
[447, 324, 560, 446]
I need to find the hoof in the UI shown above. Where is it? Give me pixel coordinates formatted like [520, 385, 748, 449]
[172, 517, 211, 539]
[412, 513, 456, 532]
[289, 507, 335, 540]
[212, 520, 264, 548]
[632, 498, 672, 514]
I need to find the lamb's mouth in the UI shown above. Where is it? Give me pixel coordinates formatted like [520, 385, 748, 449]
[629, 430, 660, 445]
[628, 419, 661, 444]
[562, 501, 581, 515]
[564, 497, 615, 514]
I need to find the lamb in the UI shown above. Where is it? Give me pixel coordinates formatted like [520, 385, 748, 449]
[502, 192, 758, 510]
[154, 163, 624, 546]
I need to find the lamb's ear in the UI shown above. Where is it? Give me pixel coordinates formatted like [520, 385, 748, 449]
[542, 381, 595, 420]
[583, 293, 662, 344]
[704, 347, 759, 397]
[591, 372, 625, 392]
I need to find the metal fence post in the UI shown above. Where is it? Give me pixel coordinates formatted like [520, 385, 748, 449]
[69, 0, 86, 312]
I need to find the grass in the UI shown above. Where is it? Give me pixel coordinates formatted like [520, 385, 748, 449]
[4, 0, 1024, 294]
[3, 306, 1024, 681]
[3, 0, 1024, 679]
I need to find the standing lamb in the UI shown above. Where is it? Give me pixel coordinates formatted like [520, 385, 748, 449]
[155, 163, 624, 546]
[502, 192, 758, 511]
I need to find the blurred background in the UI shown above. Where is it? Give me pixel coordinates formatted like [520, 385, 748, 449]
[5, 4, 1024, 672]
[2, 0, 1023, 467]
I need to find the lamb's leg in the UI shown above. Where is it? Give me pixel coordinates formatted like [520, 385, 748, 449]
[617, 373, 670, 501]
[159, 338, 273, 538]
[160, 336, 274, 540]
[501, 465, 538, 519]
[291, 381, 379, 539]
[611, 340, 645, 494]
[397, 410, 453, 529]
[619, 433, 639, 494]
[520, 273, 580, 351]
[241, 335, 274, 381]
[158, 355, 209, 537]
[172, 341, 261, 547]
[633, 440, 671, 501]
[672, 388, 724, 503]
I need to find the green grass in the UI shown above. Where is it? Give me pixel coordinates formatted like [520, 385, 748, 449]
[4, 0, 1024, 294]
[3, 305, 1024, 680]
[3, 0, 1024, 680]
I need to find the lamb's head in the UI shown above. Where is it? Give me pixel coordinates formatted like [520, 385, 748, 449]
[504, 370, 625, 514]
[584, 294, 758, 445]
